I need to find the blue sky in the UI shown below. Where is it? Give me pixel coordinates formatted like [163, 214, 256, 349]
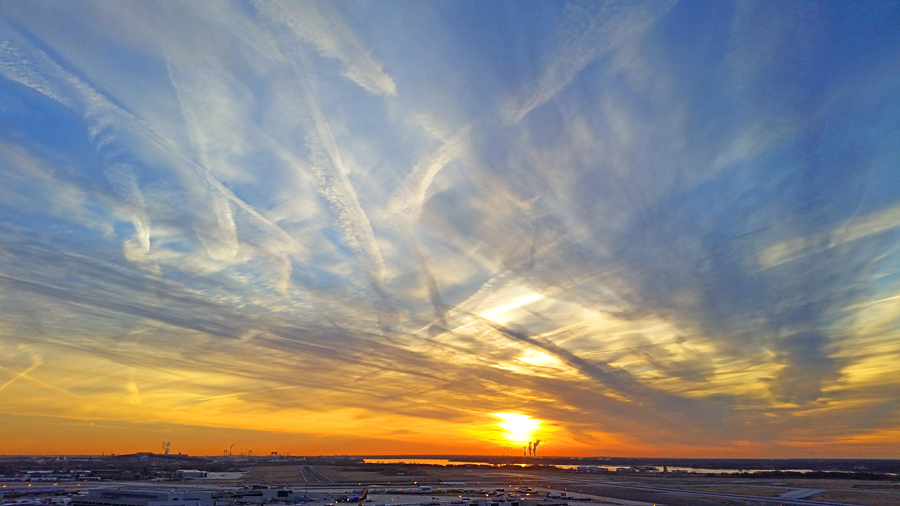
[1, 0, 900, 457]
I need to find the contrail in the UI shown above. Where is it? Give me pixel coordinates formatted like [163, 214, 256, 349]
[385, 127, 472, 325]
[393, 219, 447, 325]
[274, 44, 397, 329]
[252, 0, 397, 96]
[289, 47, 387, 284]
[0, 39, 305, 258]
[387, 126, 472, 222]
[0, 355, 42, 394]
[500, 0, 676, 125]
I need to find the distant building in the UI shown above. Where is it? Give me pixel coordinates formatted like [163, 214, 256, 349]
[233, 488, 304, 504]
[475, 499, 568, 506]
[574, 466, 609, 474]
[177, 470, 208, 479]
[72, 489, 214, 506]
[475, 499, 521, 506]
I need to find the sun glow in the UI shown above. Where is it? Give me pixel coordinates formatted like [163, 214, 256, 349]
[493, 412, 541, 445]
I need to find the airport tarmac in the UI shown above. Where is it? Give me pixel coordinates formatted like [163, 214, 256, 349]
[5, 465, 900, 506]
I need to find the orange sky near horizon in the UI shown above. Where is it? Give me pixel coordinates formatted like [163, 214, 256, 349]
[3, 412, 900, 459]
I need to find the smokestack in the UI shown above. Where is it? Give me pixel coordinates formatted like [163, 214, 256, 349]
[533, 440, 541, 457]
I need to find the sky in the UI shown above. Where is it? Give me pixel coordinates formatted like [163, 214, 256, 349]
[1, 0, 899, 458]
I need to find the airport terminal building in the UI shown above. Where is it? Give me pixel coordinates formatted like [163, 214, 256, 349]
[72, 489, 215, 506]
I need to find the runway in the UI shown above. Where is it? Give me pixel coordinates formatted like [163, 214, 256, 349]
[299, 465, 334, 484]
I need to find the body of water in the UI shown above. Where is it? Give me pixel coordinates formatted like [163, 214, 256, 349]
[365, 460, 824, 474]
[364, 459, 495, 466]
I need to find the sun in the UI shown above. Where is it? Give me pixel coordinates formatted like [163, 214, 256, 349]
[493, 412, 541, 445]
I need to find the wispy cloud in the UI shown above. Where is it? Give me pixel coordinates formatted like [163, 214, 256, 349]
[759, 203, 900, 268]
